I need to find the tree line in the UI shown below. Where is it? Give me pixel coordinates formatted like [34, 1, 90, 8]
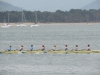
[0, 9, 100, 23]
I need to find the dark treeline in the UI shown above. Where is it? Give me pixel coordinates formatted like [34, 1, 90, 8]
[0, 9, 100, 23]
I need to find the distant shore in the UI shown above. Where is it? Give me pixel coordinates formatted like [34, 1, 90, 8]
[0, 22, 100, 26]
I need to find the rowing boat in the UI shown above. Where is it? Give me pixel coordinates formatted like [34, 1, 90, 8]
[46, 50, 100, 54]
[46, 50, 67, 54]
[25, 50, 44, 54]
[0, 50, 100, 54]
[0, 50, 44, 54]
[0, 50, 24, 54]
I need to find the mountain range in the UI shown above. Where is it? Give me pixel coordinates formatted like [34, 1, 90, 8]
[0, 1, 21, 11]
[0, 0, 100, 11]
[82, 0, 100, 10]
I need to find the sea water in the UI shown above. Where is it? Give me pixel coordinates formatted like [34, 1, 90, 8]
[0, 23, 100, 75]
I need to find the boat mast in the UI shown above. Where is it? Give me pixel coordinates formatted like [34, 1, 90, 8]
[22, 10, 23, 24]
[35, 11, 38, 24]
[8, 12, 9, 25]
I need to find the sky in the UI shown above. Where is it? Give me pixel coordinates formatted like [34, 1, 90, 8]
[1, 0, 96, 11]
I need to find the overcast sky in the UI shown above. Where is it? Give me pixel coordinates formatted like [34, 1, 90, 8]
[1, 0, 96, 11]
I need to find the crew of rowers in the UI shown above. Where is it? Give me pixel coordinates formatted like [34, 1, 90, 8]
[7, 44, 90, 51]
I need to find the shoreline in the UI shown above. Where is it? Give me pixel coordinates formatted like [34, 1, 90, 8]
[0, 22, 100, 26]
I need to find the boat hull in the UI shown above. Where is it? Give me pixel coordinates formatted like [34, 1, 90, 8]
[0, 50, 100, 54]
[46, 50, 100, 54]
[17, 24, 27, 27]
[1, 26, 10, 28]
[0, 50, 44, 54]
[31, 24, 39, 27]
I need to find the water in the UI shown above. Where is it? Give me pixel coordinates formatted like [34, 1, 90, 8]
[0, 54, 100, 75]
[0, 23, 100, 75]
[0, 24, 100, 50]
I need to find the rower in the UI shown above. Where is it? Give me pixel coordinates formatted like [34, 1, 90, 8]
[19, 45, 23, 51]
[53, 45, 56, 51]
[8, 45, 12, 51]
[30, 45, 33, 51]
[65, 45, 68, 51]
[41, 45, 45, 51]
[86, 44, 90, 51]
[75, 45, 78, 51]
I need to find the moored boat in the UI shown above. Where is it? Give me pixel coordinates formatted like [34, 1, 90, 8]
[31, 11, 39, 27]
[16, 9, 27, 27]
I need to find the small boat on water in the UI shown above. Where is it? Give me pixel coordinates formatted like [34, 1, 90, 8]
[31, 24, 39, 27]
[1, 24, 12, 28]
[17, 23, 27, 27]
[31, 11, 39, 27]
[1, 12, 12, 28]
[17, 9, 27, 27]
[87, 23, 92, 26]
[7, 24, 12, 27]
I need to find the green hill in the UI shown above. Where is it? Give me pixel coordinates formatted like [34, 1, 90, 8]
[0, 1, 21, 11]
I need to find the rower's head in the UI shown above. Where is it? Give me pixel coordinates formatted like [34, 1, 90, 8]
[65, 45, 67, 47]
[21, 45, 23, 47]
[54, 45, 56, 47]
[88, 44, 90, 47]
[76, 45, 78, 47]
[42, 45, 44, 47]
[10, 45, 12, 47]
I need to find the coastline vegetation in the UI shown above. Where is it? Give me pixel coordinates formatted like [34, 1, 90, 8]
[0, 9, 100, 23]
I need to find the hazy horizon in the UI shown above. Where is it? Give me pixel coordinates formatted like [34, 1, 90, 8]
[1, 0, 96, 11]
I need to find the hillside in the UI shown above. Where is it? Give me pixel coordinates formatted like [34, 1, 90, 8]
[83, 0, 100, 10]
[0, 1, 21, 11]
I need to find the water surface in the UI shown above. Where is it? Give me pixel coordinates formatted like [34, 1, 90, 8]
[0, 23, 100, 75]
